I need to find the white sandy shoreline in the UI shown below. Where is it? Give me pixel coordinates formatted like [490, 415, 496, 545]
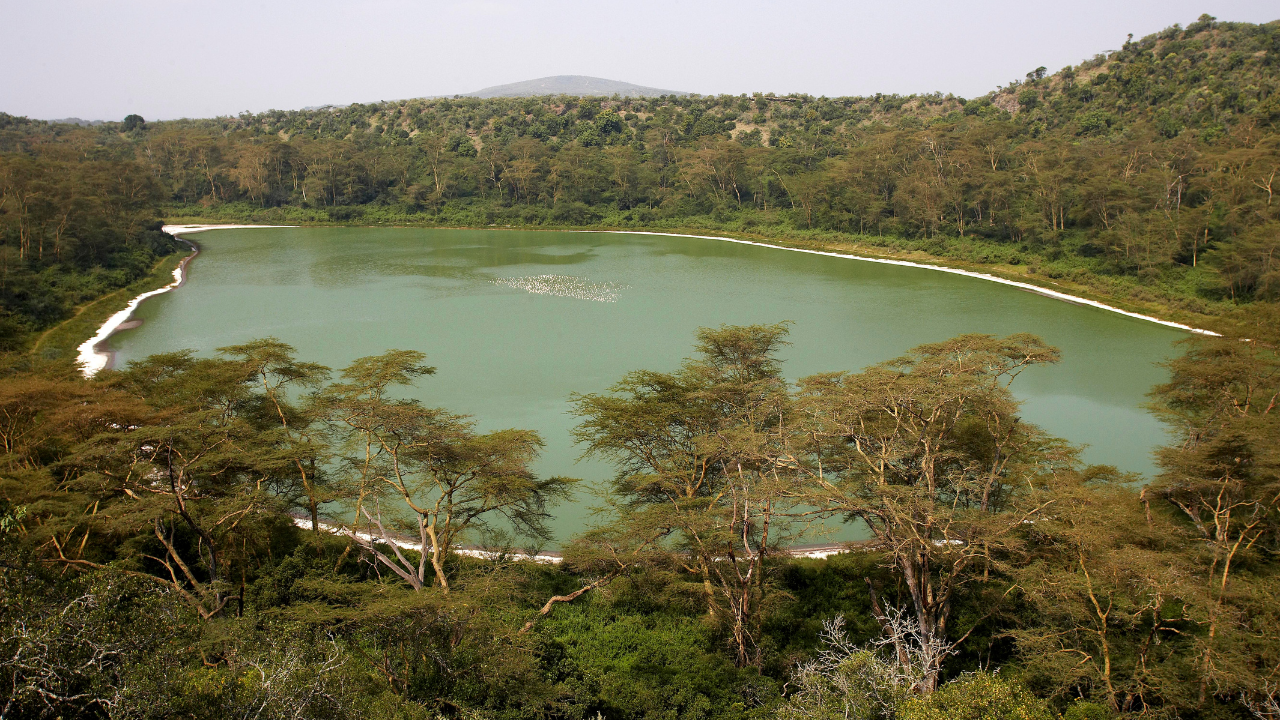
[75, 224, 297, 377]
[289, 515, 851, 562]
[593, 230, 1221, 337]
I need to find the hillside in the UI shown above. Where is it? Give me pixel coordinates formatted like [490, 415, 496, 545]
[1, 14, 1278, 344]
[465, 75, 685, 98]
[984, 14, 1280, 137]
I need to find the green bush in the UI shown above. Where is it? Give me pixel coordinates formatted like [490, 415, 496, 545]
[898, 672, 1053, 720]
[1062, 700, 1114, 720]
[541, 601, 775, 719]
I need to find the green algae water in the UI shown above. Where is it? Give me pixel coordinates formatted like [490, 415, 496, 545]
[109, 227, 1185, 542]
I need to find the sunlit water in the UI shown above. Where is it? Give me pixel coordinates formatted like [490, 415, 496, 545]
[110, 228, 1185, 544]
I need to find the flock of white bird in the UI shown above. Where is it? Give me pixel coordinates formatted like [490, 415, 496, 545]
[491, 274, 627, 302]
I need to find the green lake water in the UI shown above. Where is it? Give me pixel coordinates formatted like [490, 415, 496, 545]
[110, 227, 1186, 543]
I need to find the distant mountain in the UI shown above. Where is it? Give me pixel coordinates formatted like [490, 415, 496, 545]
[465, 75, 686, 98]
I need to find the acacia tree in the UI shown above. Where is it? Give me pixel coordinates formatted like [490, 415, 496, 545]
[217, 338, 331, 532]
[794, 333, 1066, 690]
[1012, 470, 1203, 714]
[414, 133, 453, 201]
[322, 350, 571, 593]
[1148, 331, 1280, 703]
[59, 351, 313, 619]
[572, 323, 799, 667]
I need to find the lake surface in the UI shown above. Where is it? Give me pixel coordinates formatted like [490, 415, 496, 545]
[110, 228, 1185, 543]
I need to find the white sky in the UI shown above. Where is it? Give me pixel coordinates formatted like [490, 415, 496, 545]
[3, 0, 1277, 121]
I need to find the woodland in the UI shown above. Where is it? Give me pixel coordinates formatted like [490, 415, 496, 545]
[0, 14, 1279, 720]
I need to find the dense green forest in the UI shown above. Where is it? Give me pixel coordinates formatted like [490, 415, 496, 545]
[0, 139, 179, 349]
[2, 322, 1278, 718]
[2, 14, 1280, 720]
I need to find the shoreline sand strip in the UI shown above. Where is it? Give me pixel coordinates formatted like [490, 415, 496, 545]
[591, 230, 1221, 337]
[76, 224, 296, 377]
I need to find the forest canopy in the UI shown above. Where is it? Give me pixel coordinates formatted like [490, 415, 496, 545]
[1, 322, 1278, 719]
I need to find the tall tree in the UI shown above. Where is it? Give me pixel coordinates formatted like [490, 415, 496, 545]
[60, 351, 308, 619]
[217, 338, 331, 532]
[572, 323, 799, 666]
[1149, 330, 1280, 702]
[795, 333, 1066, 690]
[1012, 470, 1203, 713]
[322, 350, 571, 592]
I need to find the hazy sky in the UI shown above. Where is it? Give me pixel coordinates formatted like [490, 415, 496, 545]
[5, 0, 1277, 121]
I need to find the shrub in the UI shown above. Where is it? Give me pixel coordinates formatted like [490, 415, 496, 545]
[898, 672, 1053, 720]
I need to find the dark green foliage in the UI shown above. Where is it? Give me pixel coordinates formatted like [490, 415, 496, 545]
[540, 601, 773, 719]
[1, 322, 1278, 717]
[0, 147, 178, 347]
[1062, 700, 1115, 720]
[0, 552, 197, 719]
